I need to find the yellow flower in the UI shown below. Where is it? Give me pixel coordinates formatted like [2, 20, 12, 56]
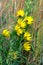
[23, 42, 31, 51]
[24, 32, 31, 38]
[24, 32, 31, 41]
[14, 24, 20, 31]
[18, 19, 26, 28]
[2, 29, 10, 37]
[17, 28, 23, 35]
[25, 16, 33, 24]
[14, 24, 23, 35]
[17, 10, 24, 17]
[14, 24, 23, 36]
[26, 36, 31, 41]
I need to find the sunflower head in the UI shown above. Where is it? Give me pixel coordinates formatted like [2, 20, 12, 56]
[17, 10, 24, 17]
[24, 32, 31, 38]
[14, 24, 20, 31]
[25, 16, 33, 24]
[24, 32, 32, 41]
[17, 28, 23, 36]
[2, 29, 10, 37]
[14, 24, 23, 36]
[17, 19, 26, 28]
[23, 42, 31, 51]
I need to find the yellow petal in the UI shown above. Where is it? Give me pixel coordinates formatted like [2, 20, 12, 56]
[23, 42, 31, 51]
[17, 10, 24, 17]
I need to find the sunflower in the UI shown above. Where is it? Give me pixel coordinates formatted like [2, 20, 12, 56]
[17, 28, 23, 36]
[2, 29, 10, 37]
[14, 24, 20, 31]
[24, 32, 31, 41]
[17, 19, 26, 28]
[25, 16, 33, 24]
[17, 10, 24, 17]
[23, 42, 31, 51]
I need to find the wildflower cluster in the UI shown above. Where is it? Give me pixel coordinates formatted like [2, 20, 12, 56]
[2, 10, 33, 51]
[14, 9, 33, 51]
[2, 10, 34, 62]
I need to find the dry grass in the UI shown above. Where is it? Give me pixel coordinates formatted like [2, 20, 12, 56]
[0, 0, 24, 32]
